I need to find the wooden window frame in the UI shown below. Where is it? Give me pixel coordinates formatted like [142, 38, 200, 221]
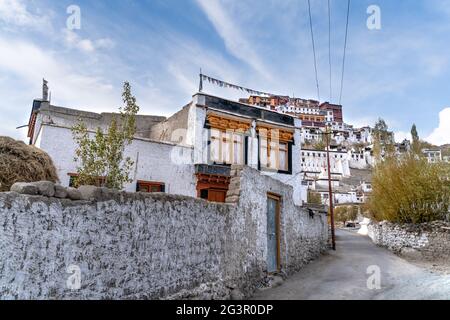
[136, 180, 165, 193]
[257, 133, 293, 175]
[208, 128, 246, 166]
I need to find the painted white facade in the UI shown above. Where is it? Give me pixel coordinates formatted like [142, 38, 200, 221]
[422, 149, 442, 163]
[301, 149, 351, 179]
[30, 93, 306, 205]
[192, 95, 305, 205]
[35, 123, 197, 196]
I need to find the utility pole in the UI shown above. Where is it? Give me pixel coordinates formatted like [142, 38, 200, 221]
[325, 125, 336, 250]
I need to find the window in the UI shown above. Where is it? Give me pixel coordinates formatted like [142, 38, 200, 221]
[259, 136, 289, 172]
[137, 181, 165, 193]
[210, 128, 244, 165]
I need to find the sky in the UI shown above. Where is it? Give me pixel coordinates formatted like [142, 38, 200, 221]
[0, 0, 449, 145]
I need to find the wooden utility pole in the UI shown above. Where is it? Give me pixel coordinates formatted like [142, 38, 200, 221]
[325, 126, 336, 250]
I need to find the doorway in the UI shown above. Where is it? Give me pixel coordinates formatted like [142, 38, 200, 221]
[266, 194, 281, 273]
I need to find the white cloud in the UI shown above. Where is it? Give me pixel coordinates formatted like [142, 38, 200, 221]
[0, 35, 118, 114]
[0, 0, 51, 31]
[394, 131, 412, 143]
[63, 29, 115, 53]
[426, 108, 450, 146]
[195, 0, 269, 78]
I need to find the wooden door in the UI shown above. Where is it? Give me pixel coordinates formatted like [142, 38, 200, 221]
[208, 189, 227, 203]
[267, 194, 280, 272]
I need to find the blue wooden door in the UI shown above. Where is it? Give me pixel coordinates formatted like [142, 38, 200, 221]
[267, 196, 279, 272]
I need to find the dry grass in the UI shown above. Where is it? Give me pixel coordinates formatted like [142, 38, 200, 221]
[0, 136, 58, 192]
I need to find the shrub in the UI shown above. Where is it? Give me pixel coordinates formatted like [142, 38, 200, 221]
[335, 205, 359, 224]
[307, 190, 322, 205]
[368, 154, 450, 223]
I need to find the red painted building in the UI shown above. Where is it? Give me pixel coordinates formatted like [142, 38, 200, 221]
[319, 102, 343, 123]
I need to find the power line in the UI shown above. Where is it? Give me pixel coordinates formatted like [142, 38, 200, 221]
[339, 0, 351, 105]
[328, 0, 332, 102]
[307, 0, 320, 102]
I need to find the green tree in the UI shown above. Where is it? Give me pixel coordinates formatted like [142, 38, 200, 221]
[411, 124, 421, 154]
[312, 140, 326, 151]
[335, 205, 359, 225]
[372, 118, 395, 160]
[307, 190, 322, 205]
[72, 82, 140, 189]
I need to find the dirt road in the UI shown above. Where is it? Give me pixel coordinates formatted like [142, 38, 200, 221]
[252, 229, 450, 300]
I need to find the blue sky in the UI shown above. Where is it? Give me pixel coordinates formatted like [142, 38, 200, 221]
[0, 0, 449, 145]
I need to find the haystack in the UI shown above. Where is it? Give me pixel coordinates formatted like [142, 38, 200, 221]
[0, 136, 59, 192]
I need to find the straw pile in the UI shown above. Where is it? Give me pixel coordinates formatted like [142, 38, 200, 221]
[0, 136, 59, 192]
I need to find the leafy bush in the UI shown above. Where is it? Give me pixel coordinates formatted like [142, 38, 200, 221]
[307, 190, 322, 205]
[368, 154, 450, 223]
[335, 205, 359, 224]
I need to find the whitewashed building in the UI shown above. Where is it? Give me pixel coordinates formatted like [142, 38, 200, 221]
[422, 148, 442, 163]
[27, 91, 306, 205]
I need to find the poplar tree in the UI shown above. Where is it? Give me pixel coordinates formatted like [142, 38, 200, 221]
[410, 123, 421, 154]
[72, 82, 139, 189]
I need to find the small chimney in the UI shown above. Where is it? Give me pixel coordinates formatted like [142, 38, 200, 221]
[42, 78, 49, 101]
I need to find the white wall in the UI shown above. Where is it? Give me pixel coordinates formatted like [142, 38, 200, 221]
[37, 124, 196, 196]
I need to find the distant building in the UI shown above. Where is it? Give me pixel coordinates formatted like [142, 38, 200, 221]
[319, 102, 343, 123]
[422, 148, 442, 163]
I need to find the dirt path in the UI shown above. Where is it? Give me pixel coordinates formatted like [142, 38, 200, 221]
[252, 229, 450, 300]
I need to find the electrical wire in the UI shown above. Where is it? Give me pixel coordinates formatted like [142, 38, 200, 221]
[307, 0, 320, 102]
[339, 0, 351, 105]
[328, 0, 332, 102]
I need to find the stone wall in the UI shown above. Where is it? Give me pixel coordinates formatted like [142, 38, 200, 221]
[0, 166, 328, 300]
[368, 220, 450, 261]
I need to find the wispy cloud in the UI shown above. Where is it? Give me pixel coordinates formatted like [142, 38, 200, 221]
[0, 0, 52, 31]
[195, 0, 269, 78]
[0, 35, 117, 111]
[63, 29, 115, 53]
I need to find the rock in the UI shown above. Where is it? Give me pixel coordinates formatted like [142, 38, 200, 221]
[99, 187, 119, 200]
[10, 182, 38, 195]
[269, 275, 284, 288]
[230, 288, 244, 300]
[400, 247, 423, 260]
[225, 195, 239, 203]
[77, 185, 102, 200]
[33, 181, 55, 197]
[66, 187, 82, 200]
[54, 185, 68, 198]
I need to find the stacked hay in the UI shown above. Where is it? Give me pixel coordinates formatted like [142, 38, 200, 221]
[0, 136, 59, 192]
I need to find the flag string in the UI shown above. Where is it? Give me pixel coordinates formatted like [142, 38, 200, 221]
[200, 73, 280, 97]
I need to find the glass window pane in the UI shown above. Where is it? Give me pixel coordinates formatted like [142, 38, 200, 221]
[233, 134, 243, 165]
[260, 137, 268, 167]
[222, 132, 231, 164]
[210, 129, 220, 163]
[279, 149, 288, 171]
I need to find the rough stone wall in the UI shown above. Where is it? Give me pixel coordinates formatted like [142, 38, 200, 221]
[0, 192, 230, 300]
[148, 104, 191, 143]
[368, 221, 450, 261]
[0, 167, 328, 300]
[226, 166, 328, 278]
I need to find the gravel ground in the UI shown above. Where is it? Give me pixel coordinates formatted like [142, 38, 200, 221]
[251, 229, 450, 300]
